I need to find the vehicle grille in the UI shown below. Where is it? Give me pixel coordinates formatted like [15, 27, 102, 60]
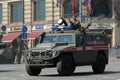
[31, 51, 51, 59]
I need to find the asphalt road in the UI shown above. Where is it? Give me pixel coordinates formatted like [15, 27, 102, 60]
[0, 59, 120, 80]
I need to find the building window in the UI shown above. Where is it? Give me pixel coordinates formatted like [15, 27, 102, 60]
[0, 4, 2, 23]
[91, 0, 112, 17]
[34, 0, 46, 21]
[63, 0, 79, 18]
[10, 2, 23, 23]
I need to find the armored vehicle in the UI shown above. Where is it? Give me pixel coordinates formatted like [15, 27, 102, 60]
[0, 43, 15, 64]
[25, 23, 109, 76]
[0, 34, 15, 64]
[0, 32, 23, 64]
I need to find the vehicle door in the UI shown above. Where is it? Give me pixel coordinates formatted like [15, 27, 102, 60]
[74, 36, 85, 65]
[74, 35, 97, 65]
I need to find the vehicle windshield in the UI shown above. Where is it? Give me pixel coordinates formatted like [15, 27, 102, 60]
[42, 36, 57, 43]
[59, 35, 73, 43]
[41, 35, 73, 43]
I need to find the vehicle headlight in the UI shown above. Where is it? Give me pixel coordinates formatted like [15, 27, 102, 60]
[46, 50, 58, 58]
[52, 51, 58, 57]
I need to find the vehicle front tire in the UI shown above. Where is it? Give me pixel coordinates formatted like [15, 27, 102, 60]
[57, 55, 75, 76]
[92, 54, 106, 74]
[25, 64, 42, 76]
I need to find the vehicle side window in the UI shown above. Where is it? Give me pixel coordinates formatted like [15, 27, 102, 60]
[85, 36, 93, 41]
[59, 35, 73, 43]
[84, 36, 94, 45]
[95, 35, 102, 41]
[76, 36, 83, 46]
[42, 36, 57, 43]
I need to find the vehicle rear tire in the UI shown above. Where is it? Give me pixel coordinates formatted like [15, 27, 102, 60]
[57, 55, 75, 76]
[92, 54, 106, 74]
[25, 64, 42, 76]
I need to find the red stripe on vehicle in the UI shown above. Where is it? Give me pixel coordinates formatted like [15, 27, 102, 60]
[64, 47, 83, 51]
[86, 46, 108, 50]
[86, 41, 105, 44]
[64, 46, 108, 51]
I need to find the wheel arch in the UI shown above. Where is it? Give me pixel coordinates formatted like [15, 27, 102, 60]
[55, 51, 75, 65]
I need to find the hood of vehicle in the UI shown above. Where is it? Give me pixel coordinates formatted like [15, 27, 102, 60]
[31, 42, 73, 51]
[36, 43, 55, 49]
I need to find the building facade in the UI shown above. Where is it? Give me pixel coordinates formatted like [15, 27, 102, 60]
[0, 0, 120, 47]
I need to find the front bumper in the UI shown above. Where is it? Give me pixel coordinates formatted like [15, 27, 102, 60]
[24, 50, 59, 67]
[25, 58, 55, 67]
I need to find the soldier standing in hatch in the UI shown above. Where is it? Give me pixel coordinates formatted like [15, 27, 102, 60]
[72, 16, 81, 29]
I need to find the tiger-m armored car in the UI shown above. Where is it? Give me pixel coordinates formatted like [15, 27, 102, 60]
[25, 24, 109, 76]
